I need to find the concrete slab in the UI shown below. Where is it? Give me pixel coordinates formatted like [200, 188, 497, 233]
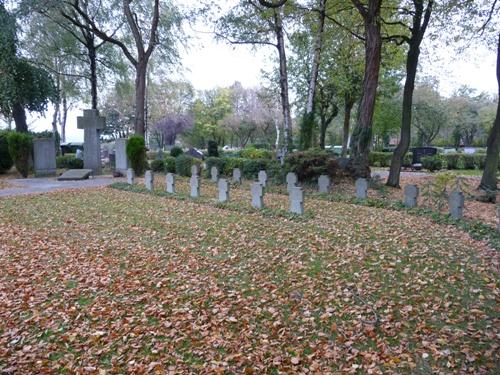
[58, 169, 93, 181]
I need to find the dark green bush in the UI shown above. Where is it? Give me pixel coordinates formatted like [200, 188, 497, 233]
[242, 158, 269, 179]
[421, 155, 443, 172]
[240, 146, 273, 159]
[126, 136, 147, 176]
[207, 140, 219, 157]
[285, 149, 341, 182]
[368, 152, 392, 167]
[164, 156, 176, 173]
[223, 157, 246, 176]
[150, 159, 165, 172]
[7, 132, 33, 178]
[0, 131, 13, 173]
[443, 154, 462, 170]
[56, 155, 83, 169]
[175, 154, 194, 176]
[205, 157, 228, 177]
[170, 146, 183, 157]
[462, 154, 477, 169]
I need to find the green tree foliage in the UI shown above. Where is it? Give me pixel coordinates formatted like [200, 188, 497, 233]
[7, 131, 33, 177]
[126, 135, 147, 176]
[0, 130, 13, 173]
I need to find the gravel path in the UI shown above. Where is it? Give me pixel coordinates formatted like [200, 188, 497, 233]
[0, 176, 123, 197]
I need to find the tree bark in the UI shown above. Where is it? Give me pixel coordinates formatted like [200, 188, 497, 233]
[342, 94, 354, 157]
[479, 32, 500, 192]
[349, 0, 382, 178]
[135, 63, 147, 136]
[87, 39, 98, 110]
[387, 0, 433, 188]
[61, 92, 68, 143]
[13, 103, 28, 132]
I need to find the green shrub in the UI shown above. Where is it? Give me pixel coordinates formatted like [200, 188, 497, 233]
[421, 155, 443, 172]
[462, 154, 477, 169]
[205, 157, 228, 177]
[164, 156, 176, 173]
[368, 152, 392, 167]
[126, 136, 147, 176]
[240, 146, 272, 159]
[444, 154, 461, 170]
[7, 132, 33, 178]
[242, 158, 269, 179]
[403, 152, 413, 167]
[223, 157, 246, 176]
[285, 149, 341, 182]
[175, 154, 194, 176]
[207, 140, 219, 157]
[0, 131, 13, 174]
[56, 155, 83, 169]
[146, 150, 157, 160]
[150, 159, 165, 172]
[267, 160, 285, 185]
[170, 146, 183, 157]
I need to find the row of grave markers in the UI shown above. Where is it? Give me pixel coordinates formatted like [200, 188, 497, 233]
[126, 167, 465, 219]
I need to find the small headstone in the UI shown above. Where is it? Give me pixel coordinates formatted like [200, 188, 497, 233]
[403, 184, 419, 208]
[145, 170, 154, 191]
[233, 168, 242, 184]
[318, 175, 331, 193]
[289, 187, 304, 215]
[258, 170, 267, 187]
[156, 149, 164, 160]
[218, 178, 230, 202]
[355, 178, 368, 199]
[191, 164, 200, 177]
[127, 168, 134, 185]
[57, 169, 93, 181]
[211, 166, 219, 182]
[33, 138, 56, 177]
[251, 182, 264, 209]
[190, 175, 200, 198]
[115, 138, 129, 174]
[286, 172, 298, 192]
[449, 190, 464, 219]
[166, 173, 175, 194]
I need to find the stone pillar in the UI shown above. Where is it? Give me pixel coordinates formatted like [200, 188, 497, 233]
[286, 172, 298, 193]
[77, 109, 106, 175]
[218, 178, 230, 202]
[449, 190, 464, 219]
[211, 166, 219, 182]
[33, 138, 56, 177]
[127, 168, 134, 185]
[403, 185, 419, 208]
[289, 187, 304, 215]
[115, 138, 129, 174]
[318, 175, 331, 193]
[251, 182, 264, 209]
[355, 178, 368, 199]
[145, 170, 154, 191]
[233, 168, 242, 184]
[166, 173, 175, 194]
[190, 175, 200, 198]
[258, 170, 267, 188]
[191, 164, 200, 177]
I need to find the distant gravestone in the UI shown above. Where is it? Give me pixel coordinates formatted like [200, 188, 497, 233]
[166, 173, 175, 194]
[218, 178, 230, 202]
[77, 109, 105, 175]
[57, 169, 93, 181]
[403, 184, 419, 208]
[145, 170, 154, 191]
[318, 175, 331, 193]
[233, 168, 242, 184]
[127, 168, 134, 185]
[355, 178, 368, 199]
[251, 182, 264, 209]
[258, 170, 267, 187]
[289, 187, 304, 215]
[190, 175, 200, 198]
[286, 172, 298, 192]
[211, 166, 219, 182]
[449, 190, 464, 219]
[191, 164, 200, 177]
[33, 138, 56, 177]
[115, 138, 129, 174]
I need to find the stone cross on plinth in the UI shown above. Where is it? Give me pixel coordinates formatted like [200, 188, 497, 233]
[218, 178, 230, 202]
[77, 109, 106, 175]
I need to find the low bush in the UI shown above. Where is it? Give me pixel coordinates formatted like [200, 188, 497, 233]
[175, 154, 194, 176]
[126, 136, 147, 176]
[223, 157, 246, 176]
[205, 157, 228, 177]
[164, 156, 176, 173]
[170, 146, 183, 157]
[368, 152, 392, 167]
[0, 131, 13, 173]
[462, 154, 478, 169]
[285, 149, 341, 182]
[242, 158, 269, 179]
[421, 155, 443, 172]
[7, 132, 33, 178]
[56, 155, 83, 169]
[150, 159, 165, 172]
[240, 146, 273, 159]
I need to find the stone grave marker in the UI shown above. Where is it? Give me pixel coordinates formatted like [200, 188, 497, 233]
[115, 138, 129, 174]
[318, 175, 331, 193]
[258, 170, 267, 188]
[218, 178, 230, 202]
[190, 175, 200, 198]
[251, 182, 264, 209]
[403, 184, 419, 208]
[233, 168, 242, 184]
[33, 138, 56, 177]
[166, 173, 175, 194]
[289, 187, 304, 215]
[449, 190, 464, 219]
[355, 178, 368, 199]
[127, 168, 134, 185]
[286, 172, 298, 192]
[191, 164, 200, 177]
[77, 109, 106, 175]
[211, 166, 219, 182]
[145, 170, 154, 191]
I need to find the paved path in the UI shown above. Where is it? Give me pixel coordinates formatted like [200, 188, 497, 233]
[371, 170, 431, 178]
[0, 176, 124, 197]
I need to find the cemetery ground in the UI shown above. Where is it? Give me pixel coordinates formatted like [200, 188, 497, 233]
[0, 176, 498, 373]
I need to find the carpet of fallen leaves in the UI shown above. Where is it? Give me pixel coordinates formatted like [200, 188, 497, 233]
[0, 178, 498, 374]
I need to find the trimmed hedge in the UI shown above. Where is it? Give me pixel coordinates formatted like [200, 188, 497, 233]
[285, 150, 342, 182]
[240, 146, 273, 159]
[164, 156, 176, 173]
[170, 147, 183, 157]
[150, 159, 165, 172]
[56, 155, 83, 169]
[0, 131, 13, 173]
[421, 155, 443, 172]
[7, 132, 33, 178]
[175, 154, 194, 176]
[205, 157, 228, 178]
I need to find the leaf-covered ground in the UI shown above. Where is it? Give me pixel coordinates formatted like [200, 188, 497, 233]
[0, 179, 498, 374]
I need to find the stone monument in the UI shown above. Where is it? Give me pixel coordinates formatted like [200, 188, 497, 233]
[403, 185, 419, 208]
[318, 175, 331, 193]
[449, 190, 464, 219]
[166, 173, 175, 194]
[251, 182, 264, 209]
[33, 138, 56, 177]
[190, 175, 200, 198]
[289, 187, 304, 215]
[233, 168, 242, 184]
[145, 170, 154, 191]
[77, 109, 105, 175]
[115, 138, 129, 175]
[218, 178, 230, 202]
[258, 170, 267, 188]
[355, 178, 368, 199]
[286, 172, 298, 192]
[127, 168, 134, 185]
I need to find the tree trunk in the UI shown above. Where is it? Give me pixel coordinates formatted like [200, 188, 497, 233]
[342, 95, 354, 157]
[88, 41, 98, 110]
[12, 103, 28, 132]
[479, 32, 500, 192]
[61, 92, 68, 143]
[135, 62, 147, 136]
[349, 0, 382, 178]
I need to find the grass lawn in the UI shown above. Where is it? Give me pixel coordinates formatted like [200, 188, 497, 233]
[0, 180, 498, 373]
